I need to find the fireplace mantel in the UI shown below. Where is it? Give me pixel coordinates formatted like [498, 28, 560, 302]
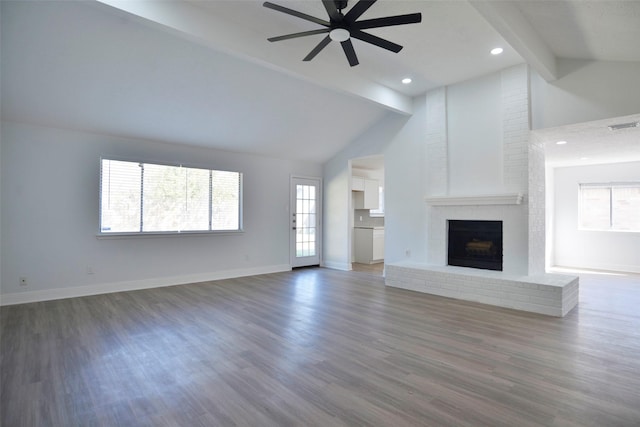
[425, 193, 524, 206]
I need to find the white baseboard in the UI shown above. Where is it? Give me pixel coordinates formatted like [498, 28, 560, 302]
[553, 260, 640, 275]
[0, 264, 292, 306]
[321, 260, 352, 271]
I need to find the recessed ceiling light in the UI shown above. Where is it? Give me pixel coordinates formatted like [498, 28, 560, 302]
[556, 140, 568, 145]
[580, 157, 589, 160]
[402, 78, 412, 84]
[490, 47, 503, 55]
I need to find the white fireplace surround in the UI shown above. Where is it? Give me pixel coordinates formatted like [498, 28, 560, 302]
[384, 66, 578, 317]
[425, 192, 527, 274]
[427, 204, 528, 275]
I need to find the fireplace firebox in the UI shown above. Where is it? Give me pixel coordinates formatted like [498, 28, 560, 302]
[448, 220, 503, 271]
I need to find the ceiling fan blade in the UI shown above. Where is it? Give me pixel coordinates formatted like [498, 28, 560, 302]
[341, 39, 359, 66]
[303, 35, 332, 61]
[344, 0, 376, 23]
[351, 29, 402, 53]
[268, 28, 330, 42]
[353, 13, 422, 30]
[322, 0, 341, 21]
[263, 2, 330, 27]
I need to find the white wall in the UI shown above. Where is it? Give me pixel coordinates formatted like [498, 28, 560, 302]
[447, 72, 504, 195]
[552, 161, 640, 273]
[531, 58, 640, 273]
[383, 97, 428, 265]
[322, 98, 428, 269]
[325, 67, 532, 273]
[0, 121, 322, 303]
[322, 113, 409, 270]
[531, 59, 640, 130]
[323, 59, 640, 277]
[545, 162, 556, 270]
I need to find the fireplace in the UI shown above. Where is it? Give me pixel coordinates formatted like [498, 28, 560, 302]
[448, 220, 503, 271]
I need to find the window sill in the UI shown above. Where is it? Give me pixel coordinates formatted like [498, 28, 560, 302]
[96, 230, 244, 239]
[578, 228, 639, 233]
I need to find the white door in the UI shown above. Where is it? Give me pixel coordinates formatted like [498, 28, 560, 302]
[291, 177, 321, 267]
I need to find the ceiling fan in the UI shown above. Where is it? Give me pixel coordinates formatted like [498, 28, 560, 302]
[263, 0, 422, 67]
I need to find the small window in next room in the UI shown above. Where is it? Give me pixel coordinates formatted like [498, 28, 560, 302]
[370, 186, 385, 217]
[579, 183, 640, 231]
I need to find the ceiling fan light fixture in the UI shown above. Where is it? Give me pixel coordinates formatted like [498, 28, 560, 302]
[329, 28, 350, 42]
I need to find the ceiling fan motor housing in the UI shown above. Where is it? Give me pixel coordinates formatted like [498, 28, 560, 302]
[335, 1, 348, 12]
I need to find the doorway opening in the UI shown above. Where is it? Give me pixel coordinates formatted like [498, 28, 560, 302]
[350, 155, 385, 277]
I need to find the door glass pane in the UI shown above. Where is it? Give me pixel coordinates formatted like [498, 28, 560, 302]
[296, 184, 317, 258]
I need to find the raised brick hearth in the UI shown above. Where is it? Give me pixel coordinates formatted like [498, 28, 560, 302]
[386, 262, 578, 317]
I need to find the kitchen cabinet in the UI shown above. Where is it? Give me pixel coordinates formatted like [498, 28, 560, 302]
[372, 228, 384, 260]
[353, 178, 379, 210]
[352, 176, 365, 191]
[354, 227, 384, 264]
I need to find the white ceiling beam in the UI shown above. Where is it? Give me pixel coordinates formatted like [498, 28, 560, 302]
[95, 0, 413, 115]
[469, 0, 557, 81]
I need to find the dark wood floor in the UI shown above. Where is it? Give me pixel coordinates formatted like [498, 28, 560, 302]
[2, 268, 639, 426]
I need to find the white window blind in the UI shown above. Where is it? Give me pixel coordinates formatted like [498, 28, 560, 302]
[579, 183, 640, 231]
[100, 159, 242, 233]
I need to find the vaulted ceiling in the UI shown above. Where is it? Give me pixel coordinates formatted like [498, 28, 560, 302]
[2, 1, 639, 163]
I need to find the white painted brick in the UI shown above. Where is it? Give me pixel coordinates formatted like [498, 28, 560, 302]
[385, 262, 578, 317]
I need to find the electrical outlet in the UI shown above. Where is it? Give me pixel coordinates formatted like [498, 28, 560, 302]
[86, 266, 95, 275]
[19, 277, 28, 287]
[405, 249, 411, 257]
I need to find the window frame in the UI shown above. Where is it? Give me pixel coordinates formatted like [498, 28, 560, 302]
[369, 185, 385, 217]
[98, 157, 243, 238]
[578, 182, 640, 233]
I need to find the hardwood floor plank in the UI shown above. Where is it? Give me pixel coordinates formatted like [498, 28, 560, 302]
[2, 268, 640, 426]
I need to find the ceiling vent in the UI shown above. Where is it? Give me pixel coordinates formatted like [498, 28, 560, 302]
[608, 121, 639, 131]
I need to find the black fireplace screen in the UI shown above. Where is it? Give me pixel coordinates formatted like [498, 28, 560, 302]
[448, 220, 503, 271]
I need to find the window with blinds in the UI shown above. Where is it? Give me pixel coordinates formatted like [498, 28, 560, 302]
[100, 159, 242, 234]
[579, 183, 640, 231]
